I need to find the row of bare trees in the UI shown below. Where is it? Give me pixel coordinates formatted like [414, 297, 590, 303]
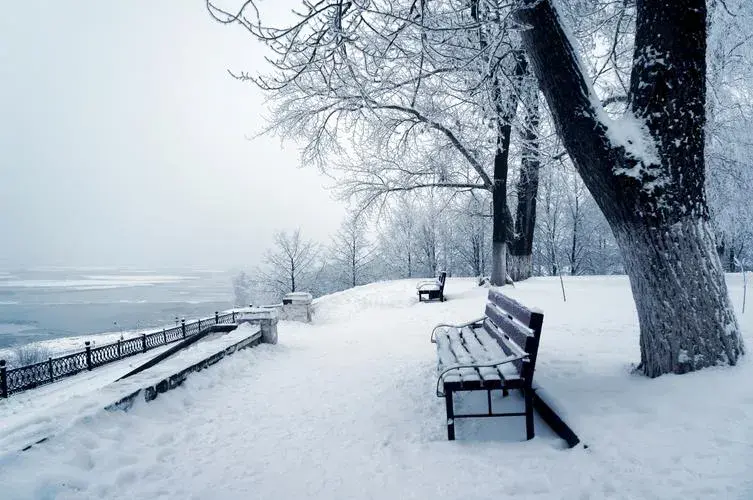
[212, 0, 752, 376]
[242, 179, 617, 303]
[208, 0, 546, 286]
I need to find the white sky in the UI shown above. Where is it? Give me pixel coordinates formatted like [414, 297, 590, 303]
[0, 1, 345, 270]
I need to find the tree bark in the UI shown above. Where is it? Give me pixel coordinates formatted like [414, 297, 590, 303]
[490, 146, 512, 286]
[616, 219, 740, 374]
[507, 253, 532, 282]
[509, 63, 541, 282]
[516, 0, 744, 376]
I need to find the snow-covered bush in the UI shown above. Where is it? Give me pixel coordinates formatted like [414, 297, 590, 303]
[11, 344, 51, 368]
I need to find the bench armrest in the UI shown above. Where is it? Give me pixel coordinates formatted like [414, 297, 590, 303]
[435, 354, 530, 396]
[430, 317, 486, 343]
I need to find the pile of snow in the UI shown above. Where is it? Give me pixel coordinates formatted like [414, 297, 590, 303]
[0, 276, 751, 499]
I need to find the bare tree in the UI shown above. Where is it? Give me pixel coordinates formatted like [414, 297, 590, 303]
[706, 1, 753, 272]
[533, 163, 565, 276]
[329, 213, 374, 288]
[563, 169, 589, 276]
[207, 0, 541, 286]
[417, 217, 439, 277]
[258, 229, 321, 297]
[232, 271, 254, 306]
[454, 194, 490, 277]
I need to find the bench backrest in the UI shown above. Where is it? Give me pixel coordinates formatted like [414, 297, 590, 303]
[483, 289, 544, 386]
[437, 271, 447, 289]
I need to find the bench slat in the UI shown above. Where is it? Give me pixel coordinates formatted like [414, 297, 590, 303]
[484, 302, 533, 349]
[458, 327, 502, 383]
[435, 334, 461, 385]
[436, 325, 526, 385]
[483, 318, 528, 374]
[469, 323, 508, 358]
[488, 289, 537, 326]
[436, 331, 480, 384]
[483, 316, 529, 357]
[446, 329, 482, 384]
[471, 324, 522, 382]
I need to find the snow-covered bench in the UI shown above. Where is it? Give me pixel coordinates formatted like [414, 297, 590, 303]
[430, 289, 544, 441]
[417, 271, 447, 302]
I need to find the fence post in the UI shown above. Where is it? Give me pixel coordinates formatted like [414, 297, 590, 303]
[215, 311, 219, 324]
[181, 319, 186, 338]
[163, 328, 167, 345]
[142, 334, 147, 353]
[85, 342, 92, 371]
[198, 318, 202, 332]
[232, 311, 236, 323]
[117, 339, 121, 359]
[1, 360, 7, 398]
[48, 357, 54, 382]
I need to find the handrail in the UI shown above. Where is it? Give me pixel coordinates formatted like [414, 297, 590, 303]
[0, 310, 239, 398]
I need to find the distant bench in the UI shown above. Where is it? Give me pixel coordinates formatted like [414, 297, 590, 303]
[417, 271, 447, 302]
[430, 289, 544, 441]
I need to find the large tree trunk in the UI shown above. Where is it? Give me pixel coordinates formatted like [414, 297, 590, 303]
[490, 54, 528, 286]
[490, 157, 512, 286]
[489, 86, 515, 286]
[490, 112, 519, 285]
[517, 0, 744, 376]
[509, 64, 541, 282]
[616, 219, 740, 374]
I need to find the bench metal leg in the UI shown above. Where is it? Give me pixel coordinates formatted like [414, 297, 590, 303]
[524, 387, 534, 440]
[445, 389, 455, 440]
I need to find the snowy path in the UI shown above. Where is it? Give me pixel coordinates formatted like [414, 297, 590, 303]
[1, 277, 753, 499]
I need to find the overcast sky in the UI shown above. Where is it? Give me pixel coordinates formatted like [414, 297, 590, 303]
[0, 1, 345, 271]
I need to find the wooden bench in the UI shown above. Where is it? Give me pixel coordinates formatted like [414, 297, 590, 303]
[430, 289, 544, 441]
[417, 271, 447, 302]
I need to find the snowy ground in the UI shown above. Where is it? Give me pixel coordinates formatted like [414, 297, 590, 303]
[1, 276, 752, 499]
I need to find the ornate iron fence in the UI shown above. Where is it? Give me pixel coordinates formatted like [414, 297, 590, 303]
[0, 311, 238, 398]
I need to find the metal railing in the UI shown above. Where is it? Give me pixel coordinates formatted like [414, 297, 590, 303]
[0, 311, 239, 398]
